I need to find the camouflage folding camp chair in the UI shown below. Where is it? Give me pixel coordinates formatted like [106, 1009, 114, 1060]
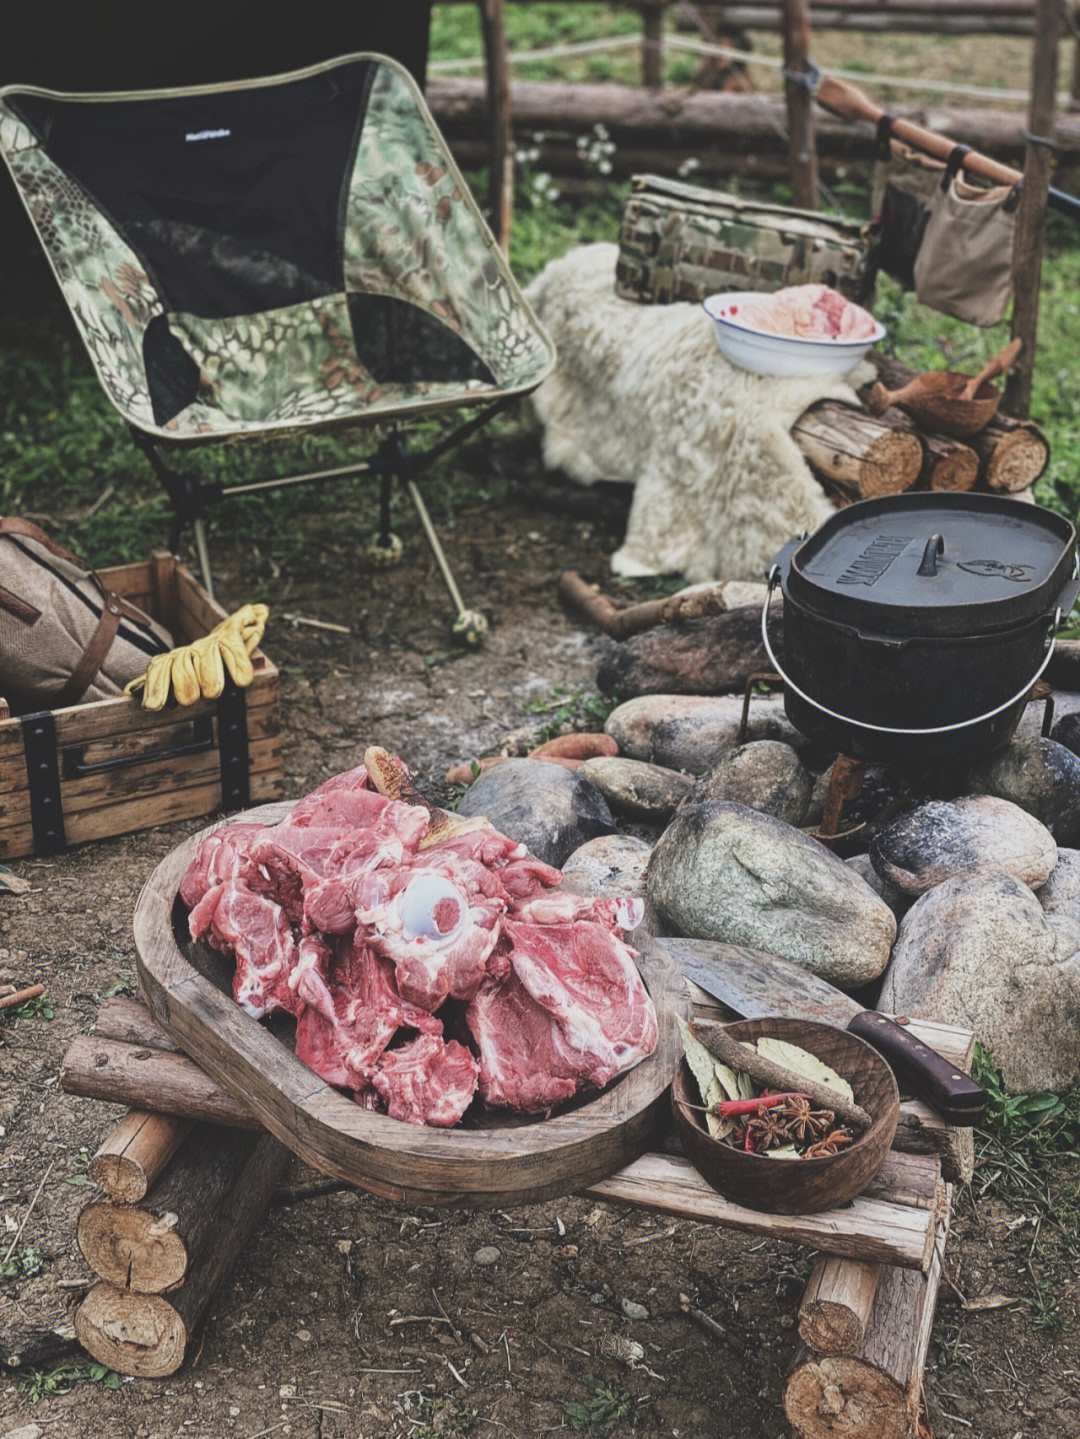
[0, 54, 555, 643]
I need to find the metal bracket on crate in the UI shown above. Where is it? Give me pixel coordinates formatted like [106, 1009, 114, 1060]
[21, 711, 67, 855]
[216, 681, 250, 812]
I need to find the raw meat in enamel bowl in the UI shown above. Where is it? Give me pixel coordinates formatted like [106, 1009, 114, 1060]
[180, 762, 658, 1126]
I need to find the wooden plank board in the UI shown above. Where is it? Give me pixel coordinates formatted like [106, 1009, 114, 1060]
[583, 1151, 939, 1270]
[133, 804, 690, 1209]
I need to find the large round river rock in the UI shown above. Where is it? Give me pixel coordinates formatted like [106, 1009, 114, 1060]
[646, 798, 895, 986]
[605, 694, 810, 775]
[968, 736, 1080, 846]
[870, 796, 1057, 896]
[881, 871, 1080, 1093]
[457, 759, 615, 867]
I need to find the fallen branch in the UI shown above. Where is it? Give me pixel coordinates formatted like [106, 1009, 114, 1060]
[559, 570, 758, 640]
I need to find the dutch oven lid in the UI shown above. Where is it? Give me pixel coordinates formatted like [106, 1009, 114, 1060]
[780, 493, 1078, 637]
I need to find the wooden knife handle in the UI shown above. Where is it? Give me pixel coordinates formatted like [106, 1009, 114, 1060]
[847, 1011, 986, 1128]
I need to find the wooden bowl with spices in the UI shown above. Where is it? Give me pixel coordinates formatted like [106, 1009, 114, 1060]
[671, 1016, 899, 1215]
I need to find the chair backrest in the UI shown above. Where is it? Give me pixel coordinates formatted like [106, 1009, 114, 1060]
[0, 55, 555, 441]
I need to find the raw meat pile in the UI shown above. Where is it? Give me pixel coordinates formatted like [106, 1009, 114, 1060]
[179, 764, 659, 1127]
[739, 284, 877, 341]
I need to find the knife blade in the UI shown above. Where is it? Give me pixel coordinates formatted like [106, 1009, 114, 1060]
[660, 936, 986, 1128]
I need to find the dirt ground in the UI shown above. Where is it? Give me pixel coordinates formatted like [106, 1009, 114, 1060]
[2, 442, 1080, 1439]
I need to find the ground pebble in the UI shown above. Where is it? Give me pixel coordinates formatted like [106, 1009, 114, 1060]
[474, 1245, 501, 1267]
[590, 1291, 608, 1306]
[620, 1299, 650, 1320]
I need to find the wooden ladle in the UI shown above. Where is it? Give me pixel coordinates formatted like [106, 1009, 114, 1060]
[959, 336, 1023, 400]
[866, 337, 1023, 438]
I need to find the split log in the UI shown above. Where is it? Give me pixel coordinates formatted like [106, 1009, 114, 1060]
[75, 1131, 289, 1377]
[869, 405, 980, 492]
[596, 604, 780, 698]
[798, 1256, 884, 1355]
[971, 413, 1050, 491]
[784, 1208, 948, 1439]
[791, 403, 922, 500]
[60, 1035, 261, 1130]
[89, 1110, 192, 1204]
[77, 1124, 259, 1294]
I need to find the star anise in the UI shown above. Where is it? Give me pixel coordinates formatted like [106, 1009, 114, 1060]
[746, 1107, 796, 1151]
[804, 1127, 853, 1159]
[776, 1096, 835, 1144]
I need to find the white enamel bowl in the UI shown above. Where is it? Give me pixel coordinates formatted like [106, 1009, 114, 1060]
[702, 291, 886, 379]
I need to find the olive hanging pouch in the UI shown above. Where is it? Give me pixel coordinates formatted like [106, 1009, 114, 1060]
[913, 172, 1019, 327]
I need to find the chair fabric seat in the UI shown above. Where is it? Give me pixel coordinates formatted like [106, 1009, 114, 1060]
[0, 55, 555, 443]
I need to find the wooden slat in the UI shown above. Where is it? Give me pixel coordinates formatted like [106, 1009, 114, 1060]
[583, 1151, 938, 1270]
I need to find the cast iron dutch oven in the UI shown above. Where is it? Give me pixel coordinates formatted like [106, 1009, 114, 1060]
[762, 493, 1080, 768]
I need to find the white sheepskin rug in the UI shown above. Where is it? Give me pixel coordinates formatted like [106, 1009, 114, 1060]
[525, 243, 873, 582]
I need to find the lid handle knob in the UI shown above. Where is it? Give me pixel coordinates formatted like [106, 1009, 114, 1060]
[917, 534, 945, 578]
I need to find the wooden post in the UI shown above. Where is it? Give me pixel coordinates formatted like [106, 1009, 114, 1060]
[480, 0, 513, 250]
[642, 2, 665, 87]
[1004, 0, 1063, 418]
[782, 0, 819, 208]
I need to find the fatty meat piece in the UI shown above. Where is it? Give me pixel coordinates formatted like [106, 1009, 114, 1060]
[294, 938, 441, 1090]
[371, 1034, 479, 1126]
[466, 968, 582, 1112]
[191, 878, 299, 1019]
[178, 822, 265, 908]
[501, 918, 659, 1087]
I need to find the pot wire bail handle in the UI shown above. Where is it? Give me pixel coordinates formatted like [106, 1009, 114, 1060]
[760, 567, 1066, 737]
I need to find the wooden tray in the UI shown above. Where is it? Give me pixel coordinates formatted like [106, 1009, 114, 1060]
[134, 804, 687, 1209]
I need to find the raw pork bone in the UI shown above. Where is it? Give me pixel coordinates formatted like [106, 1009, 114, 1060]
[371, 1034, 479, 1127]
[294, 937, 441, 1091]
[305, 825, 563, 1012]
[467, 913, 658, 1113]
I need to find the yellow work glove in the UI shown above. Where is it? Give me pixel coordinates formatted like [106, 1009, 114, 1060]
[126, 604, 268, 710]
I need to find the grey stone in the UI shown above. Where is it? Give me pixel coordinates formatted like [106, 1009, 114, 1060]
[844, 853, 910, 920]
[605, 694, 810, 776]
[880, 871, 1080, 1093]
[474, 1246, 501, 1267]
[694, 741, 812, 826]
[870, 796, 1057, 896]
[458, 759, 615, 867]
[577, 756, 692, 823]
[561, 834, 661, 940]
[647, 798, 895, 986]
[1050, 708, 1080, 757]
[1037, 849, 1080, 960]
[620, 1299, 650, 1321]
[968, 736, 1080, 845]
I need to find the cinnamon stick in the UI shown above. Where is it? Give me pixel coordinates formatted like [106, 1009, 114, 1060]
[691, 1021, 873, 1132]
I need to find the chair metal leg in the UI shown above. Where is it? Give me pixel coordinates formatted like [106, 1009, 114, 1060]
[404, 477, 488, 647]
[193, 519, 215, 601]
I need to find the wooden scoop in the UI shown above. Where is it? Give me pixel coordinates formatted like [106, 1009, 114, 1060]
[959, 337, 1022, 401]
[866, 338, 1022, 439]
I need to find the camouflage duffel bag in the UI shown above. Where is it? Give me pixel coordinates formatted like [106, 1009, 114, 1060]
[615, 175, 872, 305]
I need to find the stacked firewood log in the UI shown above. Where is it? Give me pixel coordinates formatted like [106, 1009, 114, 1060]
[790, 356, 1048, 507]
[67, 1000, 289, 1378]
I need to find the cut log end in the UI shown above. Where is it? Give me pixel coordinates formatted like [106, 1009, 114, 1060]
[89, 1110, 192, 1203]
[798, 1256, 884, 1355]
[77, 1201, 188, 1295]
[75, 1282, 187, 1379]
[784, 1353, 912, 1439]
[981, 428, 1049, 491]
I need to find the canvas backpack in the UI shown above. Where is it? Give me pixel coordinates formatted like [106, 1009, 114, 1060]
[0, 518, 172, 712]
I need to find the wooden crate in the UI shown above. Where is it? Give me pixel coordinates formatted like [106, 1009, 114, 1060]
[0, 553, 284, 859]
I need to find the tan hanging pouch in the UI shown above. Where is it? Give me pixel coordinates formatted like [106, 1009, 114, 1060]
[913, 154, 1019, 327]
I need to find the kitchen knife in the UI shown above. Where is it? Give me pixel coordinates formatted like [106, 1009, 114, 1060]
[661, 936, 986, 1128]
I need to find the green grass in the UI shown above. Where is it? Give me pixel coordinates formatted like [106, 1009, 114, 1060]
[564, 1376, 635, 1433]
